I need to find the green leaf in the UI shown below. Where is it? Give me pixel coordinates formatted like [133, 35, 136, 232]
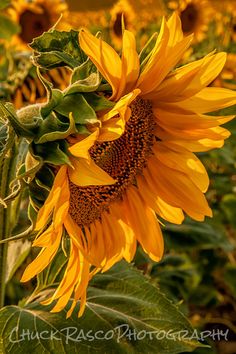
[84, 92, 115, 112]
[6, 240, 31, 283]
[1, 103, 39, 138]
[40, 89, 63, 118]
[35, 247, 68, 294]
[55, 94, 99, 125]
[151, 254, 201, 302]
[0, 118, 15, 165]
[35, 112, 77, 144]
[31, 30, 86, 69]
[32, 140, 72, 167]
[220, 194, 236, 229]
[224, 264, 236, 295]
[71, 58, 94, 82]
[164, 219, 234, 252]
[65, 71, 101, 95]
[0, 14, 20, 40]
[0, 120, 8, 159]
[0, 262, 201, 354]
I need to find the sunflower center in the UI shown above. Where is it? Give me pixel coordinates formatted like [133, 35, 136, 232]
[69, 97, 156, 227]
[19, 9, 51, 44]
[180, 4, 198, 33]
[113, 12, 127, 37]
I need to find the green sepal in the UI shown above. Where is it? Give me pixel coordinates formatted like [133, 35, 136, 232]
[1, 102, 40, 138]
[83, 93, 115, 112]
[28, 165, 54, 210]
[71, 57, 95, 82]
[28, 201, 38, 225]
[36, 66, 54, 99]
[0, 116, 15, 164]
[31, 139, 72, 167]
[55, 93, 99, 125]
[40, 89, 63, 118]
[31, 30, 86, 69]
[35, 165, 55, 191]
[29, 178, 50, 204]
[35, 111, 77, 144]
[64, 72, 101, 95]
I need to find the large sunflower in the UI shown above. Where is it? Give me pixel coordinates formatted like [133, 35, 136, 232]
[6, 0, 69, 50]
[167, 0, 213, 42]
[21, 13, 236, 317]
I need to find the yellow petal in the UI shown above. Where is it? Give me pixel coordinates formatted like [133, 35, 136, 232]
[163, 138, 225, 152]
[118, 30, 140, 98]
[137, 175, 184, 224]
[152, 53, 226, 101]
[125, 186, 164, 262]
[21, 226, 62, 282]
[79, 29, 121, 100]
[146, 156, 212, 220]
[98, 116, 125, 141]
[101, 89, 140, 123]
[167, 12, 183, 45]
[167, 87, 236, 113]
[109, 202, 137, 262]
[138, 15, 193, 97]
[68, 157, 116, 186]
[100, 212, 125, 272]
[64, 214, 88, 253]
[153, 107, 235, 129]
[68, 129, 99, 159]
[45, 240, 79, 305]
[36, 166, 68, 230]
[137, 18, 170, 94]
[153, 142, 209, 192]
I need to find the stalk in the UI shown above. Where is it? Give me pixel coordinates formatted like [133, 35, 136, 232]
[0, 155, 11, 307]
[0, 143, 18, 308]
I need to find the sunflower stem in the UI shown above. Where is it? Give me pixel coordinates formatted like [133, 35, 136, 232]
[0, 143, 18, 308]
[0, 157, 11, 308]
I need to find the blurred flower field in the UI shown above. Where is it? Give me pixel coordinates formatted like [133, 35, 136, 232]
[0, 1, 236, 353]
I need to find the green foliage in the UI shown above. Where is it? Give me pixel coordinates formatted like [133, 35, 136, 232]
[31, 30, 87, 69]
[0, 0, 10, 10]
[0, 262, 202, 354]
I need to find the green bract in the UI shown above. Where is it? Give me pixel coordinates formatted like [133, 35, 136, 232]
[1, 29, 115, 171]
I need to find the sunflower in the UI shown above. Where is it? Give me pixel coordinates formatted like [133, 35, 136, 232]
[6, 0, 69, 50]
[167, 0, 213, 42]
[21, 13, 236, 317]
[128, 0, 165, 21]
[210, 1, 236, 46]
[62, 8, 107, 31]
[65, 0, 114, 12]
[109, 0, 136, 48]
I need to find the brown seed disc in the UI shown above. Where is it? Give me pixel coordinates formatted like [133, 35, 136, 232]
[69, 97, 156, 227]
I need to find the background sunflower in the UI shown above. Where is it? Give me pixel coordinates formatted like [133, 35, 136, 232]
[6, 0, 69, 50]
